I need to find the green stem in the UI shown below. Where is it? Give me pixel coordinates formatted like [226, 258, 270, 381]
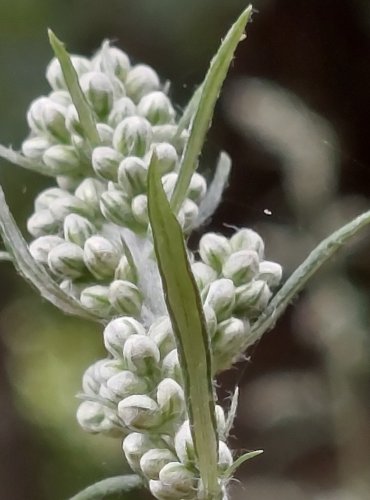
[0, 145, 51, 176]
[247, 209, 370, 348]
[0, 251, 12, 262]
[69, 475, 142, 500]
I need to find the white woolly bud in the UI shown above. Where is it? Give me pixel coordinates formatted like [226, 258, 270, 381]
[188, 173, 207, 203]
[63, 213, 95, 246]
[125, 64, 160, 102]
[108, 97, 136, 127]
[118, 394, 161, 431]
[148, 316, 175, 357]
[199, 233, 231, 272]
[83, 235, 121, 280]
[27, 97, 69, 141]
[107, 370, 148, 399]
[43, 145, 80, 176]
[218, 441, 233, 471]
[161, 172, 178, 198]
[82, 361, 104, 395]
[49, 194, 90, 222]
[75, 177, 106, 213]
[179, 199, 199, 232]
[29, 235, 64, 265]
[203, 304, 218, 338]
[60, 279, 85, 299]
[155, 462, 196, 498]
[114, 255, 137, 282]
[156, 378, 185, 419]
[222, 250, 260, 286]
[96, 123, 114, 145]
[213, 317, 250, 370]
[191, 262, 218, 291]
[123, 334, 160, 375]
[230, 228, 265, 259]
[152, 124, 186, 148]
[49, 90, 71, 107]
[131, 194, 149, 226]
[174, 421, 195, 465]
[234, 280, 272, 316]
[204, 279, 235, 321]
[80, 285, 111, 316]
[150, 142, 178, 174]
[34, 187, 67, 211]
[138, 91, 175, 125]
[27, 209, 59, 237]
[94, 45, 130, 82]
[22, 136, 52, 160]
[117, 156, 147, 195]
[103, 316, 146, 357]
[100, 189, 140, 230]
[65, 105, 83, 136]
[56, 175, 83, 191]
[215, 405, 226, 437]
[113, 116, 152, 156]
[258, 260, 283, 288]
[46, 56, 90, 90]
[122, 432, 162, 472]
[108, 280, 142, 316]
[140, 448, 177, 480]
[161, 349, 182, 383]
[47, 241, 86, 278]
[80, 71, 114, 117]
[92, 146, 122, 181]
[76, 401, 113, 434]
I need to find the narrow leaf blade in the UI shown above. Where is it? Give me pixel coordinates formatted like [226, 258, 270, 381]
[48, 29, 100, 147]
[0, 144, 51, 176]
[148, 152, 220, 498]
[69, 475, 142, 500]
[0, 185, 101, 322]
[224, 450, 263, 479]
[171, 5, 253, 213]
[0, 250, 12, 262]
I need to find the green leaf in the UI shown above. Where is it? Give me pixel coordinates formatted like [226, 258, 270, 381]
[0, 250, 11, 262]
[0, 145, 52, 176]
[247, 209, 370, 348]
[224, 450, 263, 479]
[48, 29, 100, 147]
[175, 84, 203, 139]
[148, 151, 220, 499]
[0, 184, 102, 323]
[69, 475, 142, 500]
[171, 5, 253, 213]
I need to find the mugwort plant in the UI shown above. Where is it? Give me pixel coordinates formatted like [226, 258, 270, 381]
[1, 5, 370, 499]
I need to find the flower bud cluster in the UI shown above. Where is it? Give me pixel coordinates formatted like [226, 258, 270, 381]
[77, 315, 232, 499]
[24, 43, 208, 315]
[193, 228, 282, 370]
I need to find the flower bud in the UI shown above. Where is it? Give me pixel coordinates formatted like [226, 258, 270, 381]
[91, 146, 122, 181]
[27, 97, 69, 142]
[34, 187, 67, 211]
[179, 199, 199, 232]
[103, 316, 146, 357]
[161, 172, 178, 198]
[234, 279, 272, 316]
[215, 405, 226, 438]
[157, 462, 196, 497]
[80, 285, 111, 316]
[75, 177, 106, 214]
[122, 432, 162, 472]
[56, 175, 83, 191]
[27, 209, 60, 237]
[76, 401, 115, 434]
[174, 421, 195, 465]
[191, 262, 217, 291]
[107, 370, 148, 399]
[203, 304, 217, 338]
[118, 394, 161, 430]
[125, 64, 160, 102]
[63, 213, 95, 246]
[82, 360, 104, 395]
[123, 334, 160, 375]
[258, 260, 283, 288]
[80, 71, 114, 117]
[131, 194, 149, 227]
[148, 316, 175, 357]
[213, 317, 250, 370]
[218, 441, 233, 471]
[83, 235, 121, 279]
[108, 280, 142, 316]
[113, 116, 152, 156]
[161, 349, 182, 383]
[152, 124, 184, 147]
[140, 448, 177, 480]
[46, 56, 90, 91]
[151, 142, 178, 174]
[97, 123, 114, 145]
[117, 156, 147, 195]
[22, 136, 52, 160]
[222, 250, 259, 286]
[48, 241, 86, 278]
[60, 279, 85, 299]
[65, 105, 83, 136]
[108, 97, 136, 127]
[230, 228, 265, 258]
[114, 255, 137, 283]
[204, 279, 235, 321]
[138, 91, 175, 125]
[188, 173, 207, 203]
[100, 189, 140, 230]
[199, 233, 231, 272]
[94, 45, 130, 82]
[49, 194, 90, 222]
[29, 235, 64, 265]
[156, 378, 185, 419]
[43, 145, 81, 176]
[49, 90, 71, 107]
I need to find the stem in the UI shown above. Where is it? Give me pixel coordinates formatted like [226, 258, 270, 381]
[69, 475, 142, 500]
[247, 209, 370, 348]
[0, 251, 12, 262]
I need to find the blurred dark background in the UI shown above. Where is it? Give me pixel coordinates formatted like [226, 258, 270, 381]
[0, 1, 369, 499]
